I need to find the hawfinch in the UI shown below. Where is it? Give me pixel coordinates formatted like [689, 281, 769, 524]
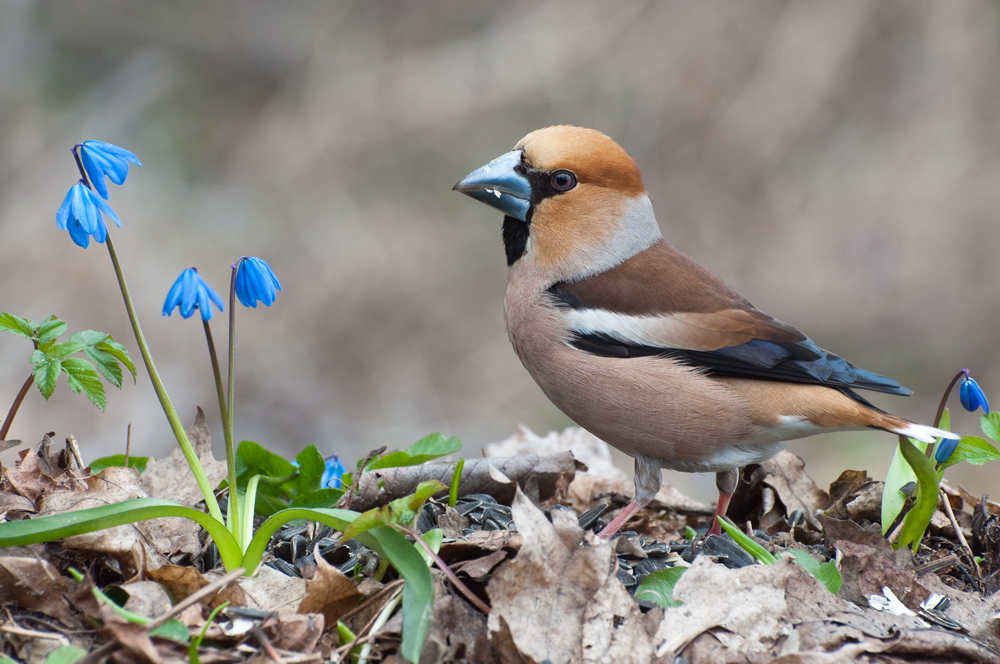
[454, 125, 956, 538]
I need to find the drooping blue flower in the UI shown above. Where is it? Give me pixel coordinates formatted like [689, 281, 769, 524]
[959, 374, 989, 414]
[935, 437, 960, 465]
[162, 268, 225, 322]
[79, 141, 142, 200]
[323, 453, 346, 489]
[56, 181, 121, 248]
[234, 257, 281, 308]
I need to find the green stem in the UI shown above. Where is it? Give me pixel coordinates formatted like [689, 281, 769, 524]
[226, 264, 240, 537]
[203, 319, 237, 532]
[104, 235, 223, 524]
[0, 373, 33, 441]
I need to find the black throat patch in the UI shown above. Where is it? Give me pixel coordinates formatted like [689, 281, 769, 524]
[502, 215, 530, 266]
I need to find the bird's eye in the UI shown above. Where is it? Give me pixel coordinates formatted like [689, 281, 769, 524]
[550, 170, 577, 192]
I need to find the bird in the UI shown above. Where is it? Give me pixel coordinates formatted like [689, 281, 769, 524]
[453, 125, 957, 539]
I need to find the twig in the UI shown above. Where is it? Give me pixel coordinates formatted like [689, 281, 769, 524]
[334, 579, 404, 626]
[124, 423, 131, 469]
[0, 623, 70, 645]
[357, 589, 402, 664]
[342, 446, 386, 511]
[251, 624, 288, 664]
[940, 487, 980, 577]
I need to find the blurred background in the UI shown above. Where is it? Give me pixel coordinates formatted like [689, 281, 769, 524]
[1, 0, 998, 503]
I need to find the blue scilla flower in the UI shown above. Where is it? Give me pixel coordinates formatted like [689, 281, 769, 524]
[234, 257, 281, 308]
[163, 268, 225, 322]
[323, 453, 346, 489]
[79, 140, 142, 200]
[56, 181, 121, 248]
[959, 374, 989, 414]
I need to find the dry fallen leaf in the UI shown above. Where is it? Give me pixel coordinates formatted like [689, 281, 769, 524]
[0, 557, 78, 627]
[263, 613, 324, 653]
[141, 407, 228, 509]
[486, 487, 653, 664]
[297, 546, 362, 625]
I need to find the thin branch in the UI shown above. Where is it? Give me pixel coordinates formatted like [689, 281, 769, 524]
[0, 373, 33, 440]
[406, 526, 491, 614]
[342, 446, 386, 511]
[939, 487, 980, 577]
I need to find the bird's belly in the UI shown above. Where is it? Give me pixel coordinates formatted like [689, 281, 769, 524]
[509, 327, 761, 468]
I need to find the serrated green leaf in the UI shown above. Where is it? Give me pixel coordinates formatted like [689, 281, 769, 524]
[635, 567, 685, 608]
[938, 436, 1000, 470]
[881, 438, 926, 534]
[96, 338, 136, 380]
[0, 312, 35, 339]
[35, 316, 66, 347]
[46, 340, 86, 361]
[89, 454, 149, 474]
[981, 413, 1000, 444]
[70, 329, 109, 346]
[785, 549, 842, 594]
[44, 645, 86, 664]
[84, 346, 124, 387]
[366, 433, 463, 471]
[62, 357, 106, 410]
[894, 436, 939, 552]
[33, 356, 61, 399]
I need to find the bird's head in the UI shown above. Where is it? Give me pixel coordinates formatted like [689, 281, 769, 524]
[454, 126, 661, 280]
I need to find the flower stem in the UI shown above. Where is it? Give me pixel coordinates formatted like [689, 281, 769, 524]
[226, 264, 240, 538]
[926, 369, 967, 458]
[203, 319, 237, 531]
[0, 374, 33, 441]
[104, 234, 223, 523]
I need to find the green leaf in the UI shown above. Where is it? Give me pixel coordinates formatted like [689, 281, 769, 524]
[89, 454, 149, 474]
[288, 488, 345, 509]
[44, 646, 86, 664]
[96, 338, 137, 380]
[881, 438, 926, 534]
[635, 568, 685, 608]
[0, 497, 243, 573]
[291, 445, 326, 495]
[46, 340, 86, 361]
[981, 413, 1000, 443]
[894, 437, 939, 553]
[336, 621, 357, 645]
[234, 440, 297, 481]
[367, 433, 463, 471]
[35, 316, 67, 347]
[62, 357, 106, 410]
[416, 529, 443, 566]
[785, 549, 842, 594]
[716, 517, 777, 564]
[84, 345, 124, 388]
[449, 458, 464, 507]
[150, 619, 189, 643]
[0, 312, 35, 339]
[32, 355, 61, 399]
[938, 436, 1000, 470]
[341, 480, 448, 543]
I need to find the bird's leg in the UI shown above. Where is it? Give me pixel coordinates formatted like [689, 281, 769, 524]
[707, 468, 739, 536]
[597, 455, 661, 539]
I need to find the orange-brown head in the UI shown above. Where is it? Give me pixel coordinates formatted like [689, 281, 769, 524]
[454, 126, 661, 281]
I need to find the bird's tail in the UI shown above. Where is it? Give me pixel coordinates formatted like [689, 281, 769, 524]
[871, 413, 958, 443]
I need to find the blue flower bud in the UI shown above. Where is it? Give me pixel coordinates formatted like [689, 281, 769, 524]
[79, 140, 142, 200]
[959, 375, 989, 414]
[934, 437, 960, 464]
[163, 268, 224, 322]
[56, 181, 121, 248]
[234, 257, 282, 308]
[323, 453, 346, 489]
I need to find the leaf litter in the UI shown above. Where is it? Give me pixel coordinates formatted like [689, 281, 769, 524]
[3, 426, 1000, 662]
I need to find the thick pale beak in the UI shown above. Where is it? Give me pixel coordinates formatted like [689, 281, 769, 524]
[453, 150, 532, 222]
